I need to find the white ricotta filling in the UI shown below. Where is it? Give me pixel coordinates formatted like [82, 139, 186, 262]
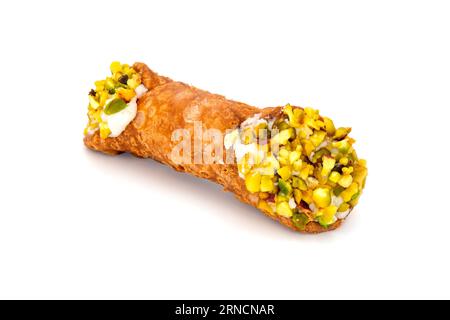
[102, 84, 148, 138]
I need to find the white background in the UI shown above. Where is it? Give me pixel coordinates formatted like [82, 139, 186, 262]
[0, 0, 449, 299]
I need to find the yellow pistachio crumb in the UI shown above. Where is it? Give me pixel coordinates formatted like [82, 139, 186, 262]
[276, 201, 293, 218]
[338, 174, 353, 188]
[245, 172, 261, 193]
[323, 117, 336, 136]
[110, 61, 122, 74]
[329, 171, 341, 183]
[260, 176, 274, 192]
[312, 187, 331, 208]
[99, 122, 111, 139]
[321, 156, 336, 177]
[340, 182, 359, 202]
[277, 166, 292, 181]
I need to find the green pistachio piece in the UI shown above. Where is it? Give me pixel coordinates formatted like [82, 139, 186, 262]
[277, 121, 291, 131]
[323, 117, 336, 136]
[278, 179, 292, 196]
[312, 187, 331, 208]
[318, 206, 337, 227]
[105, 78, 115, 90]
[334, 127, 351, 140]
[104, 98, 127, 115]
[351, 191, 361, 201]
[292, 177, 307, 191]
[333, 185, 345, 196]
[333, 140, 351, 154]
[311, 148, 330, 163]
[292, 212, 309, 230]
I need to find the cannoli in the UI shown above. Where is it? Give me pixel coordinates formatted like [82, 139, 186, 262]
[84, 62, 367, 233]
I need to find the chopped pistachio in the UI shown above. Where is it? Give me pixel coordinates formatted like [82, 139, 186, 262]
[305, 177, 319, 189]
[328, 171, 341, 183]
[338, 202, 350, 212]
[342, 167, 354, 175]
[294, 189, 302, 204]
[110, 61, 122, 74]
[99, 122, 111, 139]
[260, 176, 274, 192]
[315, 120, 325, 129]
[311, 148, 330, 163]
[298, 125, 313, 139]
[117, 88, 135, 102]
[338, 174, 353, 188]
[304, 107, 318, 118]
[283, 104, 294, 120]
[302, 190, 313, 204]
[86, 61, 142, 136]
[278, 148, 290, 159]
[299, 166, 310, 180]
[333, 140, 351, 153]
[351, 191, 360, 201]
[127, 78, 139, 89]
[276, 201, 293, 218]
[310, 130, 327, 147]
[340, 182, 359, 202]
[104, 98, 128, 115]
[278, 179, 292, 196]
[105, 78, 115, 90]
[312, 187, 331, 208]
[99, 91, 108, 107]
[318, 206, 337, 226]
[333, 185, 345, 196]
[292, 159, 303, 171]
[271, 129, 293, 145]
[292, 109, 304, 127]
[89, 96, 100, 109]
[245, 172, 261, 193]
[353, 166, 368, 188]
[289, 151, 301, 164]
[292, 213, 309, 230]
[321, 156, 336, 177]
[229, 104, 365, 228]
[303, 140, 315, 157]
[334, 127, 351, 140]
[292, 177, 307, 191]
[323, 117, 336, 136]
[339, 157, 349, 165]
[277, 166, 292, 180]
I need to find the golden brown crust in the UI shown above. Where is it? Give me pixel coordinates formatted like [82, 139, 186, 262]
[84, 63, 343, 233]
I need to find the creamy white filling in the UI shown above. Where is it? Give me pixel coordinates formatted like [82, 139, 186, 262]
[102, 84, 148, 138]
[241, 113, 263, 127]
[234, 142, 259, 164]
[135, 84, 148, 98]
[87, 127, 98, 135]
[336, 209, 351, 219]
[331, 196, 344, 208]
[309, 202, 318, 213]
[289, 197, 296, 209]
[331, 196, 351, 220]
[224, 114, 269, 177]
[224, 130, 239, 150]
